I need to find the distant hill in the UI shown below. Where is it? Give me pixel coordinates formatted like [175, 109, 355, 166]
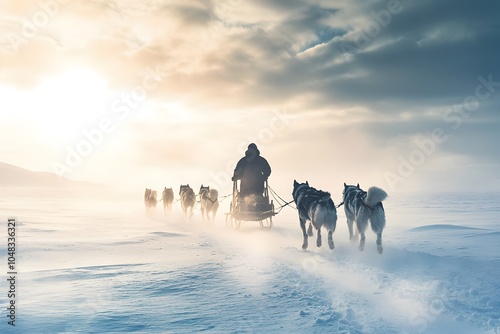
[0, 162, 98, 188]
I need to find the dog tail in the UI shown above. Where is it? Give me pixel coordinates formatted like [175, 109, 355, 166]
[317, 192, 337, 210]
[365, 186, 388, 207]
[313, 197, 337, 231]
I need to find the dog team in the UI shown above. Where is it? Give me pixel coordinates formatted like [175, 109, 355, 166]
[145, 180, 388, 254]
[292, 180, 388, 254]
[143, 144, 386, 253]
[144, 184, 219, 223]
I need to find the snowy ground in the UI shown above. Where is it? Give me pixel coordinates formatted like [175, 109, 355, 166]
[1, 187, 499, 333]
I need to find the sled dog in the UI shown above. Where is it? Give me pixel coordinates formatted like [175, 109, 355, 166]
[292, 180, 337, 250]
[144, 188, 157, 213]
[199, 185, 219, 223]
[162, 187, 174, 214]
[179, 184, 196, 219]
[343, 183, 388, 254]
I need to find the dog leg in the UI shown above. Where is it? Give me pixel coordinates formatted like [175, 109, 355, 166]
[316, 228, 322, 248]
[356, 212, 369, 251]
[347, 218, 359, 244]
[347, 218, 354, 240]
[359, 234, 365, 251]
[300, 218, 308, 250]
[307, 222, 314, 237]
[212, 207, 218, 224]
[376, 232, 383, 254]
[328, 230, 334, 250]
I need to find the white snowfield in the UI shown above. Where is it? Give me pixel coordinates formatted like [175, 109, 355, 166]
[1, 187, 499, 334]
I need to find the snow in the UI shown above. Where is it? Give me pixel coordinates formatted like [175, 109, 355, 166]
[1, 187, 499, 333]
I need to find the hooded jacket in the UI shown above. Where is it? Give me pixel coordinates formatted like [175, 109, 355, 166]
[233, 144, 271, 196]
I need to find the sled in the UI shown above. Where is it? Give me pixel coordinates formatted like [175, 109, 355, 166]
[225, 179, 275, 229]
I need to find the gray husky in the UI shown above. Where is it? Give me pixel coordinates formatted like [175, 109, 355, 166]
[179, 184, 196, 219]
[162, 187, 174, 215]
[199, 185, 219, 223]
[144, 188, 157, 213]
[342, 183, 388, 254]
[292, 180, 337, 250]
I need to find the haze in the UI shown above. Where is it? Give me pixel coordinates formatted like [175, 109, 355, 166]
[1, 0, 499, 196]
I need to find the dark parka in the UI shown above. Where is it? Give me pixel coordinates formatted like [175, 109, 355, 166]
[232, 144, 271, 196]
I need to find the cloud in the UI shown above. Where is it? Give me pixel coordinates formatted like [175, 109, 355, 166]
[0, 0, 499, 192]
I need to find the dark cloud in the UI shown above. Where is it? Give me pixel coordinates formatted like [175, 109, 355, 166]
[246, 0, 500, 107]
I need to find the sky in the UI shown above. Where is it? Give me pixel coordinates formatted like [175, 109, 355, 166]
[1, 0, 499, 195]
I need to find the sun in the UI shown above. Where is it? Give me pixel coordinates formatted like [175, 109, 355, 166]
[30, 68, 111, 140]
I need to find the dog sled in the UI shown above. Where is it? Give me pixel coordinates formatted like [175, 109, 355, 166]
[226, 180, 276, 229]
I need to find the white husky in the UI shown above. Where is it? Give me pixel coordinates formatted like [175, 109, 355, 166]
[342, 183, 388, 254]
[199, 185, 219, 223]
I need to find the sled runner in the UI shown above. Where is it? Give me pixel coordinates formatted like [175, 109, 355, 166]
[226, 180, 275, 229]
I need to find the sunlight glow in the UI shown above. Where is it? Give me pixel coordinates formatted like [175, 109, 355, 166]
[154, 101, 191, 122]
[30, 68, 111, 139]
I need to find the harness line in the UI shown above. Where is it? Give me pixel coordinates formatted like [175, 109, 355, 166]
[268, 185, 297, 211]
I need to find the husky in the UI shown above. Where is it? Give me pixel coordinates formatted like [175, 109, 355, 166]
[144, 188, 157, 213]
[199, 185, 219, 223]
[342, 183, 388, 254]
[162, 187, 174, 215]
[292, 180, 337, 250]
[179, 184, 196, 219]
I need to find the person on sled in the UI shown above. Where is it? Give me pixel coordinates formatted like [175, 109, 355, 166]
[232, 143, 271, 197]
